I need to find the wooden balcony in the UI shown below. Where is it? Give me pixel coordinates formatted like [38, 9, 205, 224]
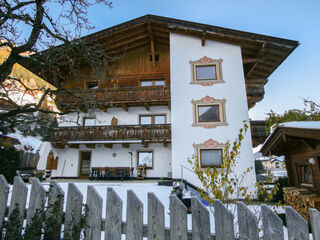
[246, 86, 265, 109]
[51, 124, 171, 147]
[56, 86, 170, 111]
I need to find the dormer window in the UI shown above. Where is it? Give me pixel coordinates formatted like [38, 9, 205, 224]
[190, 57, 223, 86]
[87, 82, 98, 89]
[140, 79, 165, 87]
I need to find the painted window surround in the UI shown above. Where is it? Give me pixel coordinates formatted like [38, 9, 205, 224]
[193, 138, 225, 168]
[190, 56, 224, 86]
[191, 96, 227, 128]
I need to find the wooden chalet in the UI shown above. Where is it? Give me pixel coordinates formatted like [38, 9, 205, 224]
[261, 122, 320, 219]
[28, 15, 298, 183]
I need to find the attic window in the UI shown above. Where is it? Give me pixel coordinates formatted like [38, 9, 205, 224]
[150, 54, 159, 62]
[87, 82, 98, 89]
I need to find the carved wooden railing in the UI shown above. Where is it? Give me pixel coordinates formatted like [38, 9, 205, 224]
[51, 124, 171, 142]
[56, 86, 170, 108]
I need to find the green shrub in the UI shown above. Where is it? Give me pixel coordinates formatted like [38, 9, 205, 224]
[0, 143, 20, 183]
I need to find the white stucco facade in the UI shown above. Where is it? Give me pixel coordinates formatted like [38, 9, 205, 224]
[59, 106, 171, 127]
[170, 33, 256, 188]
[38, 33, 256, 190]
[44, 143, 172, 178]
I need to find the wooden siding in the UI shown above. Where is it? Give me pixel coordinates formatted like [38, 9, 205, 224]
[286, 142, 320, 194]
[63, 45, 170, 89]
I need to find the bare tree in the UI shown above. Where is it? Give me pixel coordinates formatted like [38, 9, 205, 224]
[0, 0, 113, 123]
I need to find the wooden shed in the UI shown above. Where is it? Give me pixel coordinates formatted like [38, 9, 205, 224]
[260, 122, 320, 219]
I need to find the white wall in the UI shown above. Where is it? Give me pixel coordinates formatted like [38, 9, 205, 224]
[37, 142, 53, 170]
[170, 33, 256, 189]
[59, 106, 171, 126]
[50, 143, 172, 178]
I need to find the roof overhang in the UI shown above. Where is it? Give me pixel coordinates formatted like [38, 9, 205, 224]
[26, 14, 299, 86]
[260, 126, 320, 156]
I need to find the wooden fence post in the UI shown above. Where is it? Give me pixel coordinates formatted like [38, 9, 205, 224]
[26, 178, 46, 230]
[8, 176, 28, 235]
[310, 208, 320, 240]
[64, 183, 83, 239]
[169, 195, 188, 240]
[0, 175, 9, 231]
[191, 197, 211, 240]
[147, 192, 165, 240]
[85, 185, 103, 240]
[45, 180, 64, 239]
[285, 206, 310, 240]
[126, 190, 144, 240]
[261, 204, 284, 240]
[105, 188, 122, 240]
[214, 199, 234, 240]
[237, 202, 259, 240]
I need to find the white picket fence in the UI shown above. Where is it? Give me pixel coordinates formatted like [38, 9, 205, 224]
[0, 175, 320, 240]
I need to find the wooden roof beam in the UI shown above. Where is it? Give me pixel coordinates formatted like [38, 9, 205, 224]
[108, 39, 150, 55]
[243, 58, 266, 64]
[201, 31, 206, 47]
[148, 22, 156, 66]
[103, 35, 149, 51]
[246, 42, 267, 78]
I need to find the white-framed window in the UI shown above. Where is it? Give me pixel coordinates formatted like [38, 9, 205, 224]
[83, 117, 95, 126]
[139, 114, 166, 125]
[140, 79, 165, 87]
[191, 96, 227, 128]
[190, 57, 223, 86]
[137, 151, 153, 169]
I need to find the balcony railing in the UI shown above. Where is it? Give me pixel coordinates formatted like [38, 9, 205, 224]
[51, 124, 171, 143]
[247, 87, 265, 96]
[56, 86, 170, 109]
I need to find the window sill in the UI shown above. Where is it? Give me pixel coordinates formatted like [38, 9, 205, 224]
[192, 122, 228, 129]
[190, 79, 225, 86]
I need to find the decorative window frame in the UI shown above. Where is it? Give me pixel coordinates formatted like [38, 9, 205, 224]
[193, 139, 225, 168]
[191, 96, 227, 128]
[190, 56, 224, 86]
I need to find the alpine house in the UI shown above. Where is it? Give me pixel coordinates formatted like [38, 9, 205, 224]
[34, 15, 298, 187]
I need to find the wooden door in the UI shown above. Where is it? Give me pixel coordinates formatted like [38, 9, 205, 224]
[79, 151, 91, 178]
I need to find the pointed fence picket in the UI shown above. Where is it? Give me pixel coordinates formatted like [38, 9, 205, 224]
[0, 174, 319, 240]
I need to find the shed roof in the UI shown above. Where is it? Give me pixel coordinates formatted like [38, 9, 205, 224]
[260, 121, 320, 156]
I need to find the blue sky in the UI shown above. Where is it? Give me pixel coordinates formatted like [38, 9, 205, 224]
[56, 0, 320, 119]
